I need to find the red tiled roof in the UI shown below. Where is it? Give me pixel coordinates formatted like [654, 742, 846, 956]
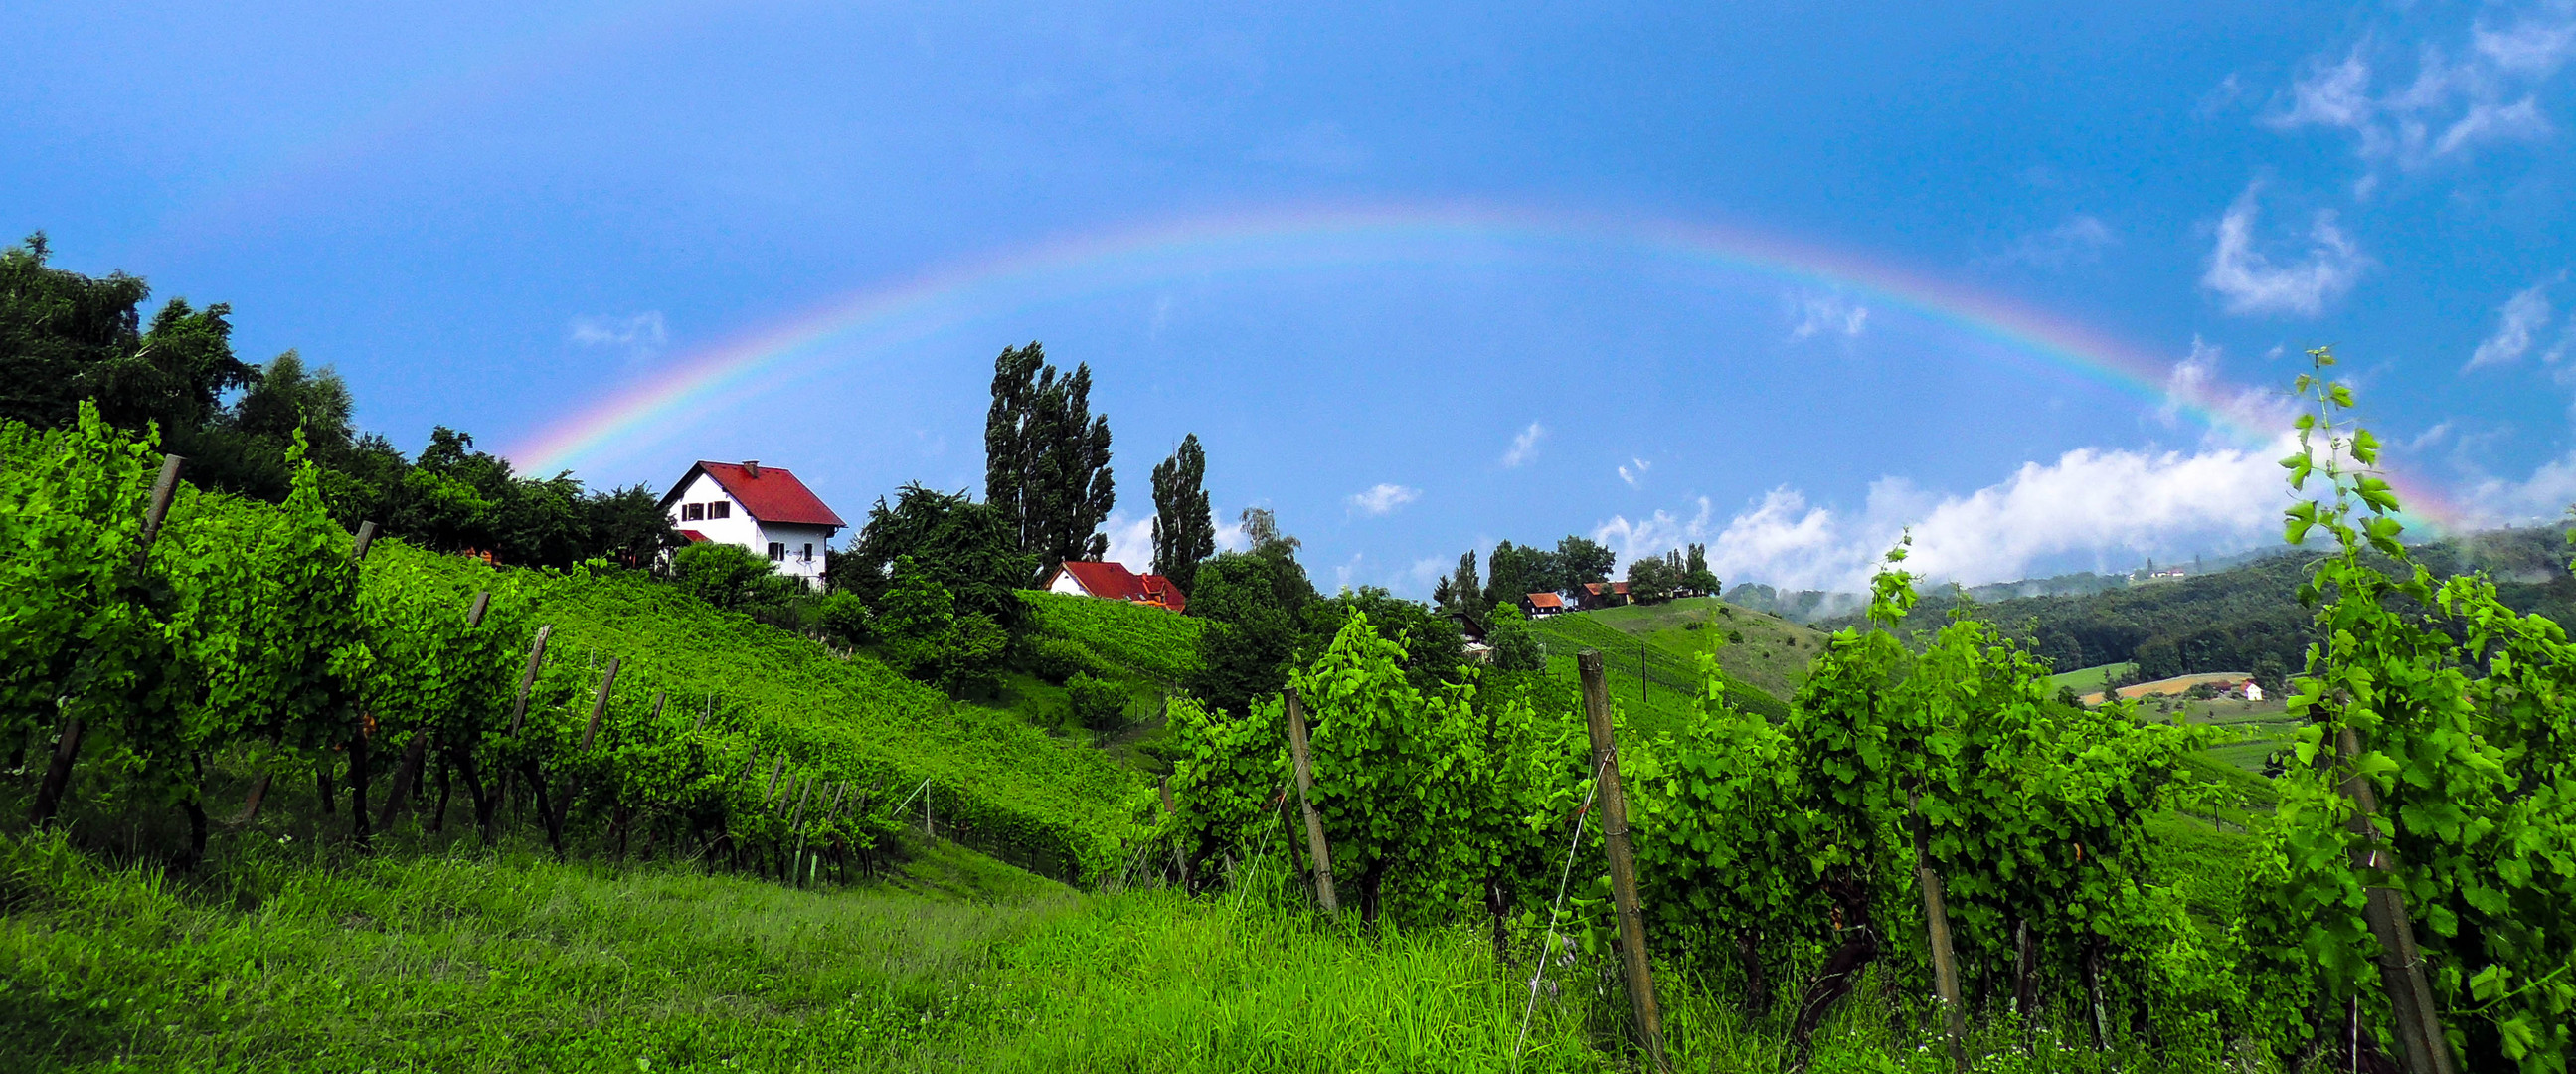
[679, 529, 710, 543]
[1054, 561, 1188, 613]
[1524, 592, 1566, 609]
[660, 461, 847, 528]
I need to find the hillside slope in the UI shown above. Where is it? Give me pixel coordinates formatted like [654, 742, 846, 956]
[523, 569, 1146, 877]
[1527, 598, 1810, 732]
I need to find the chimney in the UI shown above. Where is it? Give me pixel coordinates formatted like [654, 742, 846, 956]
[742, 459, 760, 478]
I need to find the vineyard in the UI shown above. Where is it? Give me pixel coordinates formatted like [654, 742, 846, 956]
[1147, 355, 2576, 1073]
[0, 404, 1143, 892]
[4, 352, 2574, 1074]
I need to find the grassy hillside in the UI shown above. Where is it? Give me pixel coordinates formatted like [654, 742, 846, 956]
[2046, 660, 2136, 695]
[1527, 600, 1804, 733]
[526, 568, 1145, 878]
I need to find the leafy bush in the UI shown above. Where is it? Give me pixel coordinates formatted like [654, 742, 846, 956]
[1063, 673, 1125, 732]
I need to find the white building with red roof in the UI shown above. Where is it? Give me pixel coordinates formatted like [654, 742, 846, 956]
[1045, 560, 1188, 614]
[658, 459, 847, 590]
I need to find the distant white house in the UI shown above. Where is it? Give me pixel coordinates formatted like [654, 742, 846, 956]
[658, 460, 846, 590]
[2240, 680, 2264, 702]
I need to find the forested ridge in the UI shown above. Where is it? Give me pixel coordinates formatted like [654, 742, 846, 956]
[1817, 525, 2576, 685]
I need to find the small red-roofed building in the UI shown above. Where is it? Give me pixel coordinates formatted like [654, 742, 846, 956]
[659, 460, 847, 590]
[1045, 560, 1188, 614]
[1521, 592, 1567, 618]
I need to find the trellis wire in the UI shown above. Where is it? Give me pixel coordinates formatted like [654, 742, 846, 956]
[1513, 754, 1611, 1072]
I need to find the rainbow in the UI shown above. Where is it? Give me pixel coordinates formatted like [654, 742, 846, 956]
[503, 203, 2469, 532]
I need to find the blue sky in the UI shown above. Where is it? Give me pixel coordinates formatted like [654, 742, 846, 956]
[6, 1, 2574, 595]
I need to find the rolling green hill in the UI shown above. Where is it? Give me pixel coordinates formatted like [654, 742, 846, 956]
[1526, 598, 1814, 734]
[526, 569, 1146, 878]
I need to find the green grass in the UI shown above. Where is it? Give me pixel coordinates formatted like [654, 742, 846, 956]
[1572, 597, 1827, 704]
[2045, 661, 2135, 694]
[526, 567, 1144, 878]
[1529, 602, 1797, 737]
[1, 829, 2249, 1074]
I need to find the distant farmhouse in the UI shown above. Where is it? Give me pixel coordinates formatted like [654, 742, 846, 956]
[1045, 560, 1188, 614]
[1520, 592, 1567, 618]
[659, 460, 846, 590]
[1577, 581, 1631, 610]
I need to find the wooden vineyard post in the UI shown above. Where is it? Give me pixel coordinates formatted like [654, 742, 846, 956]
[545, 657, 618, 858]
[1284, 687, 1338, 916]
[33, 454, 184, 829]
[1911, 790, 1970, 1073]
[1578, 650, 1667, 1072]
[2335, 725, 2460, 1074]
[649, 690, 666, 723]
[377, 591, 490, 834]
[505, 626, 553, 735]
[484, 624, 552, 844]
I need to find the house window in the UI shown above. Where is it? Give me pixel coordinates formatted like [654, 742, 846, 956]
[801, 543, 814, 562]
[682, 503, 704, 521]
[768, 542, 785, 561]
[708, 501, 731, 519]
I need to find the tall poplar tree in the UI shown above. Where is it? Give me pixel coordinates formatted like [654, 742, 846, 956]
[1149, 433, 1215, 595]
[984, 342, 1115, 582]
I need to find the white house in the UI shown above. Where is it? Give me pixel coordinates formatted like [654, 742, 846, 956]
[658, 460, 846, 590]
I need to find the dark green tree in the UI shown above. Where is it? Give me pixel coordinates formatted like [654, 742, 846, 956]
[1482, 540, 1558, 610]
[984, 342, 1115, 581]
[1628, 550, 1682, 604]
[1554, 534, 1616, 587]
[230, 350, 353, 452]
[584, 483, 685, 570]
[1185, 509, 1317, 716]
[1149, 433, 1215, 595]
[1299, 586, 1468, 693]
[1684, 542, 1721, 597]
[877, 555, 1009, 695]
[1436, 550, 1483, 617]
[829, 482, 1035, 633]
[1484, 603, 1547, 672]
[0, 233, 149, 429]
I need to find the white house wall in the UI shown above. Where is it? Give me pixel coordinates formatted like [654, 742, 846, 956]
[667, 471, 834, 590]
[1046, 570, 1091, 597]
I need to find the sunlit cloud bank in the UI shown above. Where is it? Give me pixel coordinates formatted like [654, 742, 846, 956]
[1594, 436, 2301, 592]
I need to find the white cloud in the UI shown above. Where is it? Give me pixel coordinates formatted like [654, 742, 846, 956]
[2467, 276, 2561, 369]
[1249, 120, 1370, 174]
[1501, 422, 1546, 467]
[1790, 292, 1869, 341]
[2266, 4, 2576, 178]
[1984, 214, 2118, 270]
[1212, 508, 1250, 552]
[2162, 337, 2301, 433]
[1619, 457, 1650, 488]
[570, 311, 668, 350]
[1098, 512, 1156, 572]
[2477, 6, 2576, 77]
[2460, 448, 2576, 526]
[1592, 439, 2295, 592]
[2200, 184, 2368, 316]
[1347, 483, 1420, 517]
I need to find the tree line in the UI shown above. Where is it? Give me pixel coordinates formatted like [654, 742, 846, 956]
[1, 234, 681, 571]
